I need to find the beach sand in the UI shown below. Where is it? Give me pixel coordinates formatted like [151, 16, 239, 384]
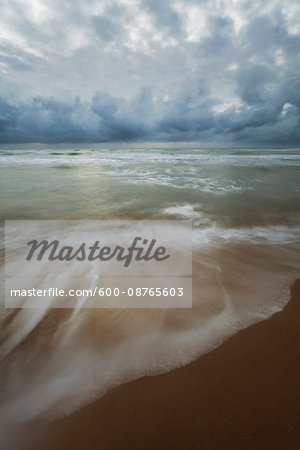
[29, 280, 300, 450]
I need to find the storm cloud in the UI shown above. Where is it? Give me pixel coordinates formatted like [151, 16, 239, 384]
[0, 0, 299, 144]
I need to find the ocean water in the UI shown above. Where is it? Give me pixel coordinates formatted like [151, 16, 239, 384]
[0, 145, 300, 446]
[1, 146, 300, 225]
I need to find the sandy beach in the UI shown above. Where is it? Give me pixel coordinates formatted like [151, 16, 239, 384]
[27, 279, 300, 450]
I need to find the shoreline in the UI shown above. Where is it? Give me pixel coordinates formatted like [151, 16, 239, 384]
[29, 279, 300, 450]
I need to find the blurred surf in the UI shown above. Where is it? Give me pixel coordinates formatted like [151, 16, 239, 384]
[0, 145, 299, 446]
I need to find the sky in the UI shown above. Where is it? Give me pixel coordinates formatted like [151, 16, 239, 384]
[0, 0, 300, 144]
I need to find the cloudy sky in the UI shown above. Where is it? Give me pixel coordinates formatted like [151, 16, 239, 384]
[0, 0, 300, 144]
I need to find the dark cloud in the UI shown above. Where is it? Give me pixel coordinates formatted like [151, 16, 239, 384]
[1, 83, 299, 144]
[142, 0, 184, 38]
[0, 0, 299, 144]
[92, 16, 118, 42]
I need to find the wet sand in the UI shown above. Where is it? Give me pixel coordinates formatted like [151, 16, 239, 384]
[31, 280, 300, 450]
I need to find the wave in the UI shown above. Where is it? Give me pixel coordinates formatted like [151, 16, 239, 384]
[0, 231, 299, 445]
[0, 146, 300, 446]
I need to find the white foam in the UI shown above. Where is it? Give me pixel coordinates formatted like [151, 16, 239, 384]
[163, 204, 203, 219]
[193, 224, 300, 246]
[0, 237, 299, 440]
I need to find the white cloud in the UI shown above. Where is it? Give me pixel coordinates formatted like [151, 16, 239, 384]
[0, 0, 299, 143]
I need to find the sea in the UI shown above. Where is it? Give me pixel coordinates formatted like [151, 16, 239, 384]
[0, 144, 300, 447]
